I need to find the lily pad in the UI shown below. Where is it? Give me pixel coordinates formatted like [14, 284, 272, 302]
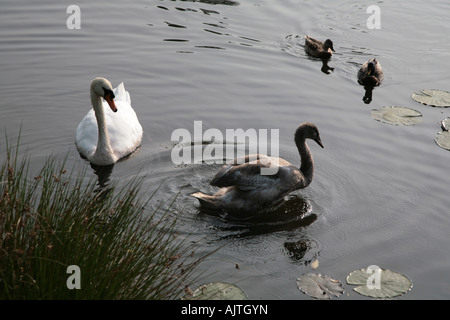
[346, 267, 412, 298]
[434, 118, 450, 151]
[296, 273, 344, 299]
[190, 282, 247, 300]
[371, 106, 422, 126]
[435, 131, 450, 151]
[411, 89, 450, 107]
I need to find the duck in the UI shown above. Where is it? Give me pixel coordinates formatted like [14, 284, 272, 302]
[357, 58, 384, 86]
[191, 122, 324, 214]
[75, 77, 143, 166]
[304, 36, 335, 59]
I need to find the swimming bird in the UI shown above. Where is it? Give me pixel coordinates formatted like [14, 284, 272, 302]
[357, 58, 384, 86]
[304, 36, 335, 59]
[191, 122, 323, 214]
[75, 77, 143, 166]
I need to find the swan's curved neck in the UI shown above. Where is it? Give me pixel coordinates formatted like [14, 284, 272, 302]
[295, 135, 314, 187]
[91, 92, 114, 161]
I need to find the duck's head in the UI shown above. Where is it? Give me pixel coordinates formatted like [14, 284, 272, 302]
[324, 39, 335, 53]
[90, 77, 117, 112]
[295, 122, 324, 148]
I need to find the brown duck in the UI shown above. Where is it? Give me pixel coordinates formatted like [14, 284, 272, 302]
[304, 36, 335, 59]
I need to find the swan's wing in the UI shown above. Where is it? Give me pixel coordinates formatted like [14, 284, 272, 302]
[211, 163, 278, 191]
[210, 155, 292, 191]
[104, 102, 143, 157]
[75, 109, 98, 158]
[114, 82, 131, 104]
[226, 154, 270, 165]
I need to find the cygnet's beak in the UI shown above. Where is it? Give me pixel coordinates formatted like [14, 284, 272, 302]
[315, 136, 324, 148]
[104, 90, 117, 113]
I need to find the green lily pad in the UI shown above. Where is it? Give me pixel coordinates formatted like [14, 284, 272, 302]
[434, 118, 450, 151]
[346, 267, 412, 298]
[435, 131, 450, 151]
[190, 282, 247, 300]
[296, 273, 344, 299]
[371, 106, 422, 126]
[411, 89, 450, 107]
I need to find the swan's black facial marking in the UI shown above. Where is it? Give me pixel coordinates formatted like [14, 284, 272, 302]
[102, 87, 118, 112]
[103, 87, 115, 100]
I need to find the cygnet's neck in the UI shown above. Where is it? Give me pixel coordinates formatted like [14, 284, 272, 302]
[295, 134, 314, 188]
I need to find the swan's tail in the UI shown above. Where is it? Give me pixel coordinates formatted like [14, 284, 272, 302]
[190, 192, 222, 209]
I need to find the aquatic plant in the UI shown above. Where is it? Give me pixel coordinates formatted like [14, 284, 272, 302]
[296, 273, 344, 300]
[411, 89, 450, 108]
[371, 106, 422, 126]
[0, 137, 204, 300]
[346, 267, 412, 298]
[185, 282, 247, 300]
[435, 117, 450, 151]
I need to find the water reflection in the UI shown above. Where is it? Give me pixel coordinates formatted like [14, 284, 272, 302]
[284, 236, 319, 266]
[321, 60, 334, 74]
[197, 194, 317, 238]
[167, 0, 239, 6]
[361, 85, 374, 104]
[196, 195, 320, 267]
[89, 163, 114, 189]
[165, 21, 187, 29]
[155, 0, 251, 52]
[78, 145, 142, 189]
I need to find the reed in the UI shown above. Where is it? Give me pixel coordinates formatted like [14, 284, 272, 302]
[0, 137, 203, 299]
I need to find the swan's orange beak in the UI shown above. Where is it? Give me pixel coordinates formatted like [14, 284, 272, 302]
[104, 92, 117, 113]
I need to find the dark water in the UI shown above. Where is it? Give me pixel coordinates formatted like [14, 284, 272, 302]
[1, 0, 450, 299]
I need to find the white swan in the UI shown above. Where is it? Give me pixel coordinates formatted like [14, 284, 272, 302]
[191, 122, 323, 214]
[75, 77, 143, 166]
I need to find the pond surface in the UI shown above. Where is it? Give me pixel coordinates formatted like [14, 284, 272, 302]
[1, 0, 450, 299]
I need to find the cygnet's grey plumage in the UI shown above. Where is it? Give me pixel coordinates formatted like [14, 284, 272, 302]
[191, 122, 323, 214]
